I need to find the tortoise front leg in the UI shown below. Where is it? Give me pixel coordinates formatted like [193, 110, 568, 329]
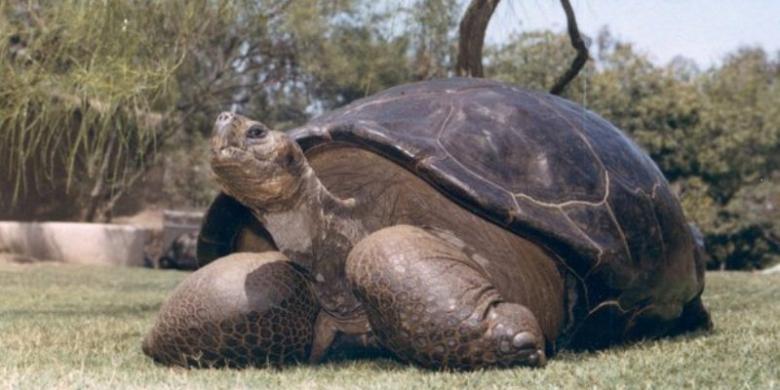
[346, 225, 546, 370]
[142, 252, 319, 367]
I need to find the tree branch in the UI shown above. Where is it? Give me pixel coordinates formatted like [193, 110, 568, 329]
[50, 91, 164, 129]
[456, 0, 501, 77]
[549, 0, 589, 95]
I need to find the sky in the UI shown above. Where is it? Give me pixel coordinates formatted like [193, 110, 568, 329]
[485, 0, 780, 67]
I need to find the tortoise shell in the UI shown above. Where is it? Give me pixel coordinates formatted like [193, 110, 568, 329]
[287, 78, 705, 324]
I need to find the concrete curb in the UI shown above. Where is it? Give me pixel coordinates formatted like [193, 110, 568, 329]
[0, 222, 149, 266]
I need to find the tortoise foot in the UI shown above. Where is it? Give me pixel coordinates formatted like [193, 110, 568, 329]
[346, 225, 547, 370]
[142, 252, 319, 368]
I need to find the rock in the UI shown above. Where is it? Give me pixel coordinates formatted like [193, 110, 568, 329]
[158, 232, 199, 270]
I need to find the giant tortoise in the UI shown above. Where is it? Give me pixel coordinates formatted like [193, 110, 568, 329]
[143, 78, 712, 370]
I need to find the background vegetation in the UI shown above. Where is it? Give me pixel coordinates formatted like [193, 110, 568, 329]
[1, 0, 778, 269]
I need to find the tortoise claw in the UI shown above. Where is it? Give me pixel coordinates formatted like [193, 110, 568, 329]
[528, 349, 546, 367]
[512, 331, 535, 349]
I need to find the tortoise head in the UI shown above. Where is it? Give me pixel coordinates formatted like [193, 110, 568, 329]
[210, 112, 309, 211]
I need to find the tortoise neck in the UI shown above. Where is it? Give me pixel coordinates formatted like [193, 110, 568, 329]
[252, 164, 364, 268]
[253, 164, 367, 317]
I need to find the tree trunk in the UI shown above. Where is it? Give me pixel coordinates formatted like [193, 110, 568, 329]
[456, 0, 588, 94]
[455, 0, 501, 77]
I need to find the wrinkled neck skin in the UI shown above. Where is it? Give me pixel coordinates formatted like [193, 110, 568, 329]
[253, 165, 362, 262]
[245, 162, 368, 318]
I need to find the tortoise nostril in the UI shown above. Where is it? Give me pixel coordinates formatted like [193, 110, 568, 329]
[216, 112, 233, 127]
[214, 112, 236, 139]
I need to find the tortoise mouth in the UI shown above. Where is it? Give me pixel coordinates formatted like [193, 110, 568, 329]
[210, 145, 272, 171]
[211, 145, 245, 164]
[213, 145, 245, 159]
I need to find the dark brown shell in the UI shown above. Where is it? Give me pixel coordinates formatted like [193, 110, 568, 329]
[289, 78, 705, 318]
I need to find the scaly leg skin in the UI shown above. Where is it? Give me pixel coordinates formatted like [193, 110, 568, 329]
[346, 225, 546, 370]
[142, 252, 320, 368]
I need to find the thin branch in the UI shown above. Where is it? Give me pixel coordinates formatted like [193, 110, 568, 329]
[83, 129, 116, 222]
[96, 151, 157, 222]
[456, 0, 501, 77]
[549, 0, 589, 95]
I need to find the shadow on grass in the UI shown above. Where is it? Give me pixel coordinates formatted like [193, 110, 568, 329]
[241, 326, 718, 372]
[554, 326, 715, 364]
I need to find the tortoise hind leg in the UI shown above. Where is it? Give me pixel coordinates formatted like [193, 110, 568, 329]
[346, 225, 546, 370]
[143, 252, 319, 367]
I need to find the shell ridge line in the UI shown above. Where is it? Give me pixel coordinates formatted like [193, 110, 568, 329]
[512, 170, 611, 209]
[560, 209, 605, 265]
[340, 95, 413, 117]
[292, 125, 334, 146]
[356, 119, 433, 144]
[509, 196, 523, 221]
[586, 299, 629, 317]
[553, 249, 591, 312]
[624, 303, 658, 327]
[508, 195, 599, 285]
[650, 181, 661, 199]
[434, 102, 457, 139]
[601, 193, 635, 266]
[629, 181, 668, 265]
[648, 189, 669, 266]
[640, 182, 669, 266]
[339, 89, 455, 118]
[512, 192, 604, 209]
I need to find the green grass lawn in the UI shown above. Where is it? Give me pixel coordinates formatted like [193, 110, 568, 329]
[0, 262, 778, 389]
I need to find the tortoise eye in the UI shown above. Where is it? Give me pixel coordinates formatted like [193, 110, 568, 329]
[246, 126, 268, 139]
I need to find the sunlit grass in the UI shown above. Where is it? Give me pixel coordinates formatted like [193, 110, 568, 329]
[0, 262, 778, 389]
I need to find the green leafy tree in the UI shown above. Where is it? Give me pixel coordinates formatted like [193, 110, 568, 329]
[691, 48, 780, 269]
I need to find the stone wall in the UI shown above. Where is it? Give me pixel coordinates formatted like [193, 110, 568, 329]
[0, 222, 149, 266]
